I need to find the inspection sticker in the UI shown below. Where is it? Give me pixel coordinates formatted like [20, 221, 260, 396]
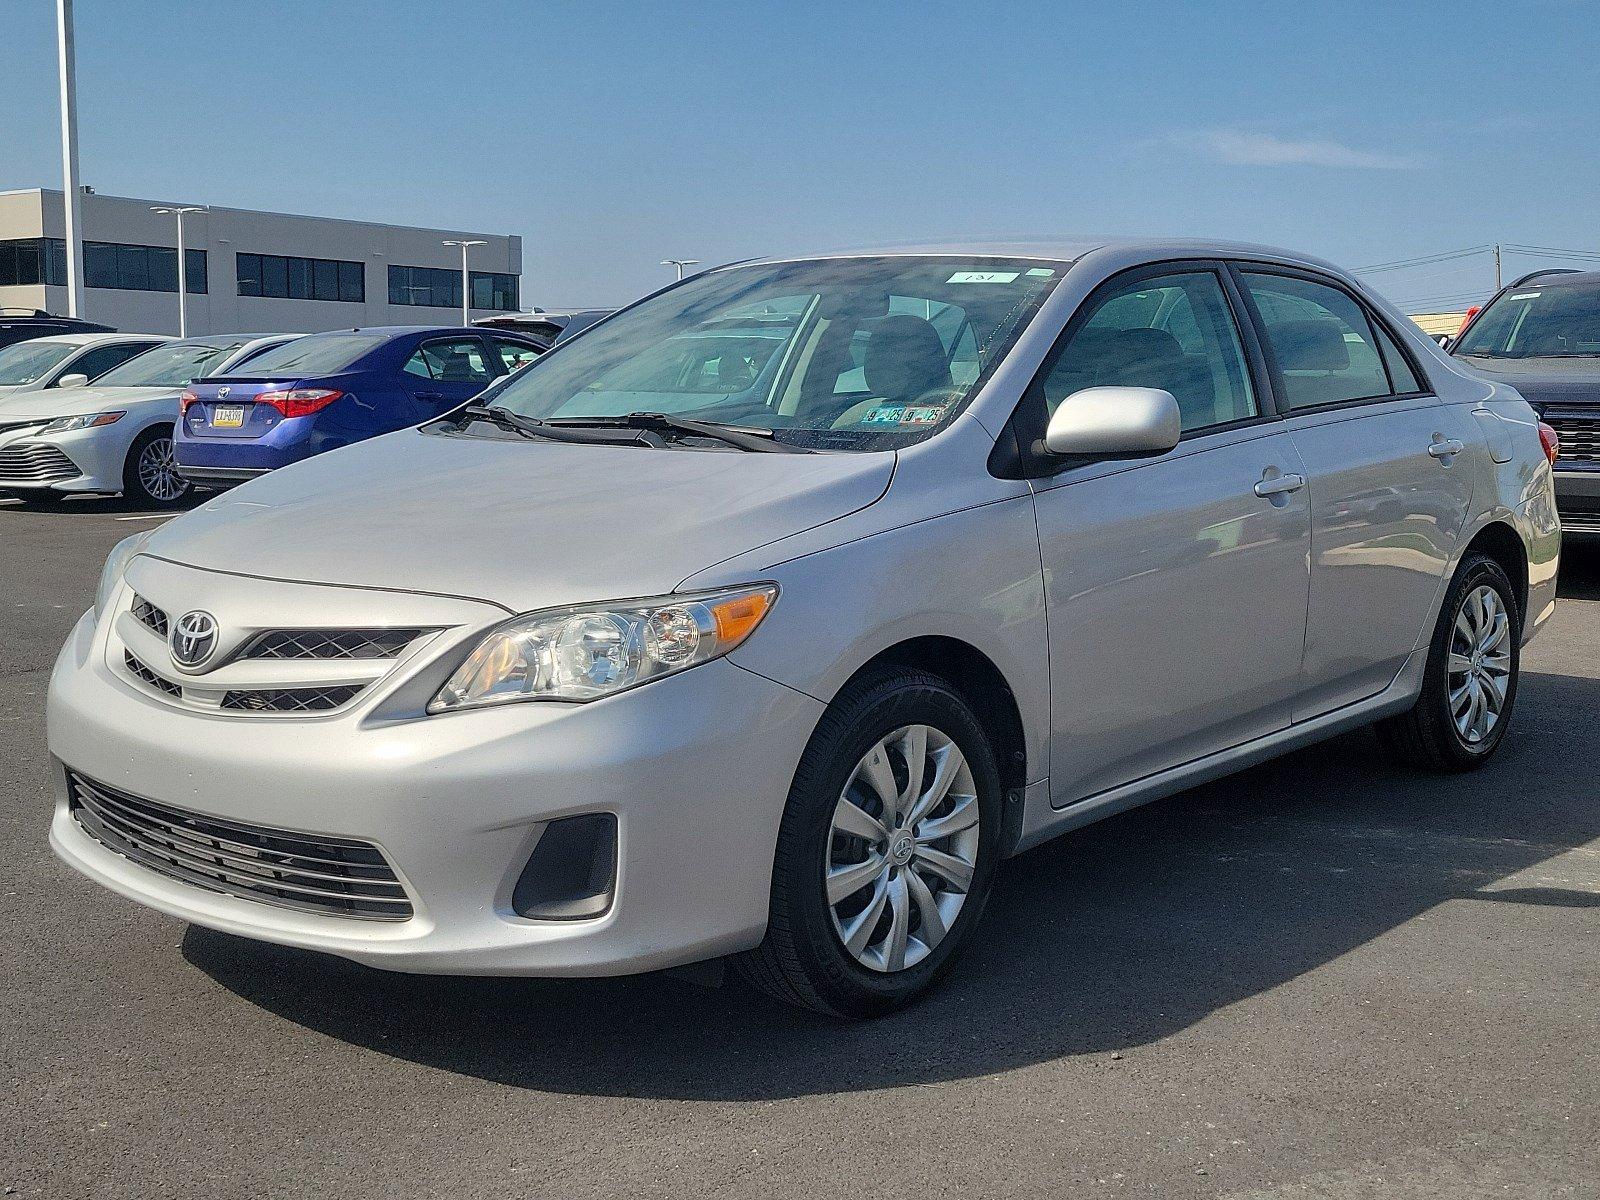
[860, 404, 948, 426]
[947, 271, 1019, 284]
[1025, 267, 1056, 277]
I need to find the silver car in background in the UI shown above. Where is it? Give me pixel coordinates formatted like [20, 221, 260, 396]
[47, 239, 1560, 1016]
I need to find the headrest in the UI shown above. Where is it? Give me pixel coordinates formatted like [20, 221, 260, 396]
[1275, 319, 1349, 372]
[863, 314, 953, 402]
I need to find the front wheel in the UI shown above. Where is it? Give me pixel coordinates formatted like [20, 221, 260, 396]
[1377, 553, 1520, 771]
[123, 427, 191, 508]
[736, 669, 1002, 1017]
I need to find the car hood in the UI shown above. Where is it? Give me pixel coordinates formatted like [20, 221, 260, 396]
[1454, 355, 1600, 407]
[144, 427, 896, 611]
[0, 384, 174, 420]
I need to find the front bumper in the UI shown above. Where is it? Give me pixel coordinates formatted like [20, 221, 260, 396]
[1552, 467, 1600, 533]
[48, 603, 823, 976]
[0, 422, 129, 493]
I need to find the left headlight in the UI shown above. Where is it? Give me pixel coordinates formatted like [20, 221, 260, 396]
[94, 530, 152, 618]
[42, 411, 125, 434]
[429, 584, 778, 713]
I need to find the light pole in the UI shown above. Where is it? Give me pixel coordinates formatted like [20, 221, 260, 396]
[56, 0, 84, 318]
[443, 239, 487, 325]
[661, 259, 700, 282]
[151, 205, 206, 336]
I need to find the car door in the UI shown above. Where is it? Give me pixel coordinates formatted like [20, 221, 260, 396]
[1232, 267, 1478, 719]
[1026, 264, 1313, 806]
[399, 335, 498, 421]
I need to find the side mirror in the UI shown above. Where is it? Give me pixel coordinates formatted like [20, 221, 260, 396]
[1433, 334, 1453, 351]
[56, 373, 90, 389]
[1043, 386, 1181, 459]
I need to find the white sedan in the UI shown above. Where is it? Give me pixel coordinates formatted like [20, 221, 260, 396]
[0, 334, 296, 507]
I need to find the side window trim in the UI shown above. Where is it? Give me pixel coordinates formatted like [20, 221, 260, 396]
[1224, 260, 1435, 415]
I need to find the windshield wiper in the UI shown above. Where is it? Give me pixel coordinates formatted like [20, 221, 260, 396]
[452, 404, 639, 445]
[546, 412, 809, 453]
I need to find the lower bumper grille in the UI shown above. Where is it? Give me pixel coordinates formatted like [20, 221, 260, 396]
[67, 771, 413, 921]
[0, 443, 78, 484]
[221, 685, 363, 712]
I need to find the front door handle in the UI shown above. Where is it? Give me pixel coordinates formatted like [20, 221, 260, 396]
[1254, 472, 1305, 498]
[1428, 438, 1466, 459]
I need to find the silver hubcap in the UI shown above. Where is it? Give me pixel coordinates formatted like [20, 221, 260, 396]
[1449, 584, 1512, 745]
[826, 724, 980, 973]
[137, 436, 187, 502]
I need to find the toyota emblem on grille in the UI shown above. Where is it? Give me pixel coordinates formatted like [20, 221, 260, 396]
[171, 610, 219, 668]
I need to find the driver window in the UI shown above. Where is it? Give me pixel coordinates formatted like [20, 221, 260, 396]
[1042, 271, 1257, 433]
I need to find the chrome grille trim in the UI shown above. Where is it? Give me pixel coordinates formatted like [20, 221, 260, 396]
[67, 771, 413, 921]
[131, 594, 169, 638]
[221, 685, 364, 712]
[0, 443, 77, 483]
[123, 651, 181, 698]
[1546, 415, 1600, 463]
[241, 628, 428, 661]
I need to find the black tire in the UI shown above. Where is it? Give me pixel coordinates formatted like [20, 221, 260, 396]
[735, 668, 1003, 1018]
[122, 426, 191, 509]
[1376, 554, 1520, 772]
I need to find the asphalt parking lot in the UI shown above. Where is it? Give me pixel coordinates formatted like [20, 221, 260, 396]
[2, 496, 1597, 1200]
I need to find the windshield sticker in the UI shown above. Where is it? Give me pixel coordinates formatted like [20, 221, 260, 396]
[1508, 292, 1542, 300]
[860, 404, 948, 426]
[947, 271, 1020, 284]
[1025, 267, 1056, 277]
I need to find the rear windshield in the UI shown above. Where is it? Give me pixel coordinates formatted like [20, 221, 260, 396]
[225, 332, 386, 377]
[1455, 280, 1600, 358]
[93, 340, 245, 387]
[0, 340, 74, 385]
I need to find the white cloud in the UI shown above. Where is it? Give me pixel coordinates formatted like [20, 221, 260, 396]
[1178, 129, 1424, 170]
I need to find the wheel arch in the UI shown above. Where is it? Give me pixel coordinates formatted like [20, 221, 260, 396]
[1459, 519, 1529, 627]
[835, 635, 1030, 855]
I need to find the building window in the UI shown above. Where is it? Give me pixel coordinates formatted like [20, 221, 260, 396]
[0, 238, 205, 293]
[237, 253, 365, 303]
[388, 264, 518, 311]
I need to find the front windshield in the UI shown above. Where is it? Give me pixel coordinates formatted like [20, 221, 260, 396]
[0, 340, 75, 385]
[94, 340, 244, 388]
[1456, 280, 1600, 358]
[481, 256, 1064, 449]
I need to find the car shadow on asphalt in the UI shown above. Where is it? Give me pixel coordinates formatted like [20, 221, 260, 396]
[184, 660, 1600, 1101]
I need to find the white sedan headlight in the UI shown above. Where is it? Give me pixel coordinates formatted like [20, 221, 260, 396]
[429, 584, 778, 712]
[94, 531, 152, 617]
[42, 411, 125, 434]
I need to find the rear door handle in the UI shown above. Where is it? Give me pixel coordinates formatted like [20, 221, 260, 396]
[1254, 472, 1305, 498]
[1428, 438, 1466, 459]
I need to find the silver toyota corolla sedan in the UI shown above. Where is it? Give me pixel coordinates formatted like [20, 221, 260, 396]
[47, 239, 1561, 1016]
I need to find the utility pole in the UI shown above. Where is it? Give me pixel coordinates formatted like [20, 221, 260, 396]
[661, 259, 700, 281]
[443, 239, 487, 325]
[1494, 244, 1502, 290]
[56, 0, 84, 318]
[151, 206, 206, 335]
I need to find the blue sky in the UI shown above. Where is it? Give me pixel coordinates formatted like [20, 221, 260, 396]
[3, 0, 1597, 308]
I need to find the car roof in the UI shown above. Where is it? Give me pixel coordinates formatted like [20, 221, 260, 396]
[735, 236, 1348, 275]
[41, 332, 174, 348]
[1508, 269, 1600, 289]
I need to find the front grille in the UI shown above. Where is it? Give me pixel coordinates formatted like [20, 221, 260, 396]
[67, 771, 412, 921]
[124, 651, 181, 698]
[131, 594, 169, 637]
[1546, 414, 1600, 463]
[0, 443, 77, 483]
[242, 628, 426, 660]
[221, 685, 363, 712]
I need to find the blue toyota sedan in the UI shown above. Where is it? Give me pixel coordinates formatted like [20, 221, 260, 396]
[174, 326, 543, 486]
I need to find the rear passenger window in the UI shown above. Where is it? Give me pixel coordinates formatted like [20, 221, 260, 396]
[1240, 272, 1392, 410]
[1043, 271, 1257, 432]
[491, 337, 541, 374]
[404, 338, 494, 382]
[1375, 323, 1424, 395]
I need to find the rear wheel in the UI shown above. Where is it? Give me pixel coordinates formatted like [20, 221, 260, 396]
[123, 427, 190, 508]
[736, 669, 1002, 1017]
[1377, 554, 1519, 771]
